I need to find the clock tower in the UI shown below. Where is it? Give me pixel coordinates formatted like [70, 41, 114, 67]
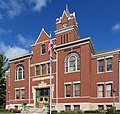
[55, 5, 80, 45]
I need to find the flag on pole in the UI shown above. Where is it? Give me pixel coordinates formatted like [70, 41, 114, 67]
[48, 34, 53, 65]
[48, 37, 53, 53]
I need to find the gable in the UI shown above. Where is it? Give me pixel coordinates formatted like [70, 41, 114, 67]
[34, 28, 50, 45]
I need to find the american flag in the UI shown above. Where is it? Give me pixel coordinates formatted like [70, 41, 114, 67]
[48, 37, 53, 53]
[48, 36, 53, 65]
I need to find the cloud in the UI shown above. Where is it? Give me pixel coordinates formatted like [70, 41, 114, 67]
[29, 0, 51, 12]
[7, 0, 23, 18]
[0, 0, 51, 18]
[17, 34, 34, 48]
[0, 0, 23, 18]
[17, 34, 26, 45]
[0, 42, 29, 59]
[0, 28, 12, 35]
[112, 23, 120, 32]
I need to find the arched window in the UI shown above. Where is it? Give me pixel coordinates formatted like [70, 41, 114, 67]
[65, 52, 80, 72]
[16, 65, 24, 80]
[41, 44, 46, 54]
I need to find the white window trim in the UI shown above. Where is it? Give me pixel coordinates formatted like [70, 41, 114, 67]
[105, 83, 112, 98]
[68, 55, 77, 72]
[73, 83, 80, 98]
[65, 53, 80, 73]
[16, 66, 24, 81]
[105, 57, 113, 72]
[15, 89, 19, 100]
[35, 65, 40, 76]
[64, 82, 72, 98]
[41, 44, 46, 55]
[20, 88, 25, 100]
[41, 64, 46, 75]
[97, 84, 104, 98]
[97, 59, 104, 74]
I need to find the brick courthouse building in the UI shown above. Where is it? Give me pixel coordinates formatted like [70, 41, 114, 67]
[6, 6, 120, 111]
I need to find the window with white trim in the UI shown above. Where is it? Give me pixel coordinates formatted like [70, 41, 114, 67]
[97, 84, 104, 97]
[106, 83, 112, 97]
[35, 65, 40, 76]
[41, 64, 46, 75]
[65, 52, 80, 73]
[106, 58, 112, 71]
[65, 84, 72, 97]
[98, 59, 104, 72]
[16, 65, 24, 80]
[74, 83, 80, 97]
[20, 89, 25, 99]
[15, 89, 19, 99]
[41, 44, 46, 55]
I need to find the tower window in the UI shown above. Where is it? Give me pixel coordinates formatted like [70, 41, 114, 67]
[64, 34, 66, 43]
[66, 33, 68, 43]
[61, 35, 63, 44]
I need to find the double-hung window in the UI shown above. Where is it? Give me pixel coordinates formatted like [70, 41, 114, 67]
[74, 83, 80, 97]
[106, 58, 112, 71]
[20, 89, 25, 99]
[65, 84, 72, 97]
[106, 83, 112, 97]
[15, 89, 19, 100]
[41, 64, 46, 75]
[98, 59, 104, 72]
[97, 84, 104, 97]
[35, 65, 40, 76]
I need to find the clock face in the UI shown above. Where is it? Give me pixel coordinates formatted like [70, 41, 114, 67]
[62, 23, 68, 28]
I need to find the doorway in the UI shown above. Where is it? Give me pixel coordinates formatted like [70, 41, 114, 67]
[36, 88, 50, 108]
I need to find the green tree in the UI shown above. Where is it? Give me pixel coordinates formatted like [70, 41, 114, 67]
[0, 54, 9, 108]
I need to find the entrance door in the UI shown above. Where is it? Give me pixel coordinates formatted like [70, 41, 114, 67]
[36, 88, 50, 108]
[39, 96, 49, 108]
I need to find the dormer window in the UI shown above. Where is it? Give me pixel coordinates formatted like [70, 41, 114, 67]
[62, 22, 68, 28]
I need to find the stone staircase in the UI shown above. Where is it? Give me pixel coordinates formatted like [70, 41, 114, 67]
[21, 107, 48, 114]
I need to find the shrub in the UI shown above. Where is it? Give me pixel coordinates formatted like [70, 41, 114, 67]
[84, 110, 99, 113]
[106, 107, 116, 114]
[48, 110, 58, 114]
[12, 109, 21, 113]
[1, 103, 6, 109]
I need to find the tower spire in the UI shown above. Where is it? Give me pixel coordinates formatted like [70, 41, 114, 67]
[66, 4, 68, 11]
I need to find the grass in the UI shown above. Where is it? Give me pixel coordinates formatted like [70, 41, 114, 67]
[0, 109, 13, 114]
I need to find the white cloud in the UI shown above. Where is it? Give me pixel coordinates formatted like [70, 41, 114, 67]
[29, 0, 51, 12]
[0, 28, 12, 35]
[17, 34, 34, 48]
[0, 42, 29, 59]
[0, 0, 23, 18]
[0, 0, 51, 18]
[17, 34, 26, 45]
[7, 0, 23, 18]
[112, 23, 120, 32]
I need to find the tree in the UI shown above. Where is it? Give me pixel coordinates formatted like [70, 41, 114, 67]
[0, 54, 9, 108]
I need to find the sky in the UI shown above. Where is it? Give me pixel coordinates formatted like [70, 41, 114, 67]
[0, 0, 120, 59]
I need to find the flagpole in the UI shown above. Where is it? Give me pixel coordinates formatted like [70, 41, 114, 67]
[49, 32, 52, 114]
